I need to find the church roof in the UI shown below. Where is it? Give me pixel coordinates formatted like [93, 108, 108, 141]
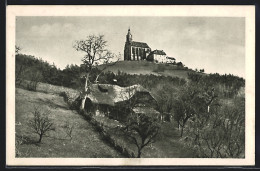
[131, 41, 150, 48]
[152, 50, 166, 55]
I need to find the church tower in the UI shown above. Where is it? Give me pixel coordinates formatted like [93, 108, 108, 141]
[126, 28, 132, 42]
[124, 28, 132, 60]
[124, 28, 151, 61]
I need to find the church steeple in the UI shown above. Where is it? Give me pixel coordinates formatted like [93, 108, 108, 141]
[126, 27, 132, 42]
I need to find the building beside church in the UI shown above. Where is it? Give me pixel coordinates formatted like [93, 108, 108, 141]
[147, 50, 167, 63]
[124, 28, 151, 61]
[166, 57, 176, 64]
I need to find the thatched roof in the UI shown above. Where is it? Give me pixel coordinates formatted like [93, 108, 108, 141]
[87, 84, 155, 106]
[132, 107, 160, 115]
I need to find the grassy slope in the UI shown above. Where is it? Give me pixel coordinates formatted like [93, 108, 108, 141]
[95, 116, 194, 158]
[15, 88, 122, 158]
[98, 61, 197, 79]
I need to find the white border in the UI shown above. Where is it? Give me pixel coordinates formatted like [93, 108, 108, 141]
[6, 5, 255, 166]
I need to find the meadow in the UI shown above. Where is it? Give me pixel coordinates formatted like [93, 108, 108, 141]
[15, 81, 195, 158]
[15, 87, 122, 158]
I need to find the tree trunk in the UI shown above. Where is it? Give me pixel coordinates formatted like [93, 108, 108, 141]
[137, 150, 142, 158]
[79, 74, 90, 110]
[180, 126, 184, 137]
[38, 134, 43, 143]
[80, 94, 88, 110]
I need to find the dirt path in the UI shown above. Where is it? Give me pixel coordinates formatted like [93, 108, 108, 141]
[15, 88, 123, 158]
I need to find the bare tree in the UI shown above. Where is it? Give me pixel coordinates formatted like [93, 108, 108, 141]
[184, 103, 245, 158]
[73, 35, 119, 110]
[15, 45, 27, 86]
[123, 113, 160, 158]
[28, 106, 55, 143]
[26, 70, 43, 91]
[173, 85, 199, 137]
[64, 121, 74, 141]
[15, 45, 22, 55]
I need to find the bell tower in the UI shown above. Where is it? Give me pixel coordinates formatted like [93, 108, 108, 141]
[126, 27, 132, 42]
[124, 28, 132, 60]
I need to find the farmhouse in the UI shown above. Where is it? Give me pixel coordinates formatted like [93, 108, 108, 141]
[84, 84, 160, 122]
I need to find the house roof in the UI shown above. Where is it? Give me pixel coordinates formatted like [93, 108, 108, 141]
[131, 41, 150, 48]
[166, 57, 176, 60]
[152, 50, 166, 55]
[87, 84, 154, 106]
[132, 107, 160, 115]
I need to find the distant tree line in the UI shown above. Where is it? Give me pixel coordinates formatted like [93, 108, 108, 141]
[16, 53, 244, 100]
[15, 53, 186, 90]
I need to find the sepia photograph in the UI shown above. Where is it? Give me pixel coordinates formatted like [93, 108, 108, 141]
[6, 5, 255, 166]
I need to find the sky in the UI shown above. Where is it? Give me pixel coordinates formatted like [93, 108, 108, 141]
[16, 16, 245, 78]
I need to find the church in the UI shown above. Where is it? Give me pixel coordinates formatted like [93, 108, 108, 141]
[124, 28, 176, 64]
[124, 28, 151, 61]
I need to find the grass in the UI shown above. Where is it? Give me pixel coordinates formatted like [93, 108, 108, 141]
[15, 81, 194, 158]
[98, 60, 195, 79]
[15, 88, 122, 158]
[18, 80, 80, 97]
[93, 115, 194, 158]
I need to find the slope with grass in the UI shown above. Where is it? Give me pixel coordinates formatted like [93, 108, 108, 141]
[15, 88, 123, 158]
[98, 60, 198, 79]
[94, 115, 194, 158]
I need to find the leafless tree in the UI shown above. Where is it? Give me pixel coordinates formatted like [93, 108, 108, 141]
[184, 102, 245, 158]
[26, 70, 43, 91]
[15, 45, 22, 55]
[27, 106, 55, 143]
[64, 121, 74, 141]
[123, 113, 160, 158]
[15, 45, 27, 86]
[73, 35, 120, 110]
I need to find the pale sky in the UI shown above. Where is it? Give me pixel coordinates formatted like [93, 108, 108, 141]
[16, 16, 245, 78]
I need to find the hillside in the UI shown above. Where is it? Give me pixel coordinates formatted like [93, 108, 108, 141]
[15, 88, 123, 157]
[98, 60, 199, 79]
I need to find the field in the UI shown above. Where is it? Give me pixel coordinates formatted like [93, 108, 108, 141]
[15, 88, 122, 157]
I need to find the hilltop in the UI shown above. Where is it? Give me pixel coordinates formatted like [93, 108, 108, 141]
[98, 60, 201, 79]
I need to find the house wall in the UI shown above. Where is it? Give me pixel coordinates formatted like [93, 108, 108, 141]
[154, 54, 167, 63]
[166, 58, 176, 64]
